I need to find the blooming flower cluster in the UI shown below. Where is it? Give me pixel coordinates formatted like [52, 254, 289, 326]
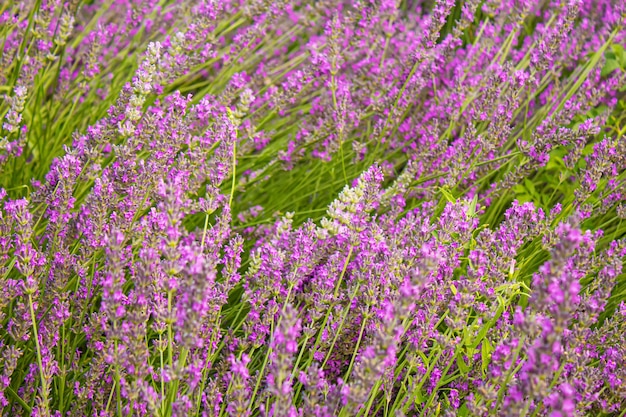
[1, 0, 626, 416]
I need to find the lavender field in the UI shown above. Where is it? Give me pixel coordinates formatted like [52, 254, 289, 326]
[1, 0, 626, 416]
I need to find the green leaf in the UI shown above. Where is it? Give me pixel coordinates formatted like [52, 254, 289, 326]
[5, 387, 31, 414]
[457, 403, 470, 417]
[482, 339, 493, 375]
[546, 148, 566, 170]
[611, 43, 625, 65]
[450, 283, 458, 296]
[467, 193, 478, 217]
[414, 389, 425, 405]
[456, 356, 470, 374]
[416, 349, 429, 365]
[556, 28, 617, 114]
[524, 178, 537, 196]
[439, 186, 456, 204]
[601, 59, 621, 77]
[471, 299, 505, 350]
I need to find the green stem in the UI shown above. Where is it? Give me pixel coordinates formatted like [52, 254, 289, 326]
[290, 335, 311, 379]
[58, 321, 65, 413]
[361, 379, 383, 417]
[167, 290, 174, 369]
[419, 357, 456, 416]
[229, 134, 237, 211]
[27, 292, 50, 414]
[334, 245, 353, 298]
[163, 290, 176, 415]
[106, 378, 116, 414]
[166, 348, 189, 412]
[493, 336, 526, 412]
[342, 315, 369, 380]
[114, 339, 122, 417]
[247, 319, 274, 412]
[159, 333, 166, 413]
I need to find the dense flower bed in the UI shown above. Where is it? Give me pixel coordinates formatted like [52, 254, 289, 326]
[1, 0, 626, 416]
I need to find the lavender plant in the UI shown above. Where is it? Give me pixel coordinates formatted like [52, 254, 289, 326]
[1, 0, 626, 416]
